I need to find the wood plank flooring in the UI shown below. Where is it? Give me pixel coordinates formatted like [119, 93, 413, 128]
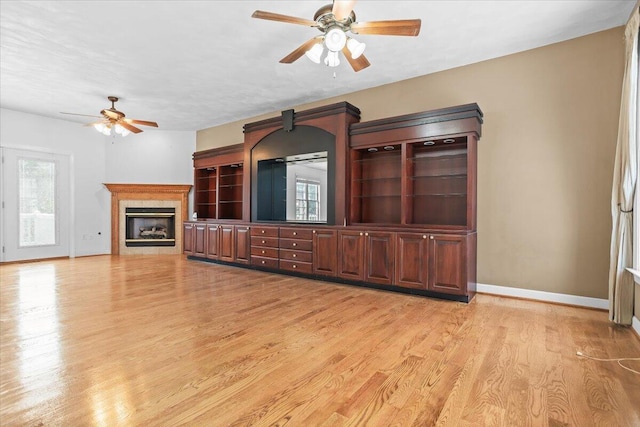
[1, 255, 639, 426]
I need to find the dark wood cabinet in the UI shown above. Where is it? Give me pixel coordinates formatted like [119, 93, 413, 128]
[193, 223, 207, 257]
[234, 225, 251, 265]
[218, 225, 235, 262]
[313, 229, 337, 276]
[185, 102, 481, 302]
[206, 224, 219, 259]
[364, 231, 395, 285]
[183, 223, 194, 255]
[338, 230, 365, 281]
[279, 227, 313, 273]
[395, 233, 429, 290]
[428, 234, 465, 295]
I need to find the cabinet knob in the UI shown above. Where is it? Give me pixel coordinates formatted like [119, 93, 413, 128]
[430, 235, 434, 240]
[293, 264, 297, 269]
[261, 240, 265, 244]
[293, 232, 297, 236]
[261, 250, 265, 254]
[261, 260, 265, 264]
[247, 227, 250, 230]
[261, 230, 265, 234]
[292, 243, 297, 247]
[423, 235, 427, 239]
[313, 230, 316, 234]
[359, 232, 363, 236]
[293, 254, 297, 258]
[365, 232, 369, 236]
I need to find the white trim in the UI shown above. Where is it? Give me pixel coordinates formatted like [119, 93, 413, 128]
[477, 283, 608, 310]
[633, 316, 640, 337]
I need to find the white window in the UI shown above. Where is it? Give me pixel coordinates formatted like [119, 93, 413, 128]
[295, 179, 320, 221]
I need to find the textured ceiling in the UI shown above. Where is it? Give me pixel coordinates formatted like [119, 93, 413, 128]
[0, 1, 635, 132]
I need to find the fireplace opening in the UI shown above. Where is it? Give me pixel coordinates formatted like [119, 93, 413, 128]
[125, 207, 176, 247]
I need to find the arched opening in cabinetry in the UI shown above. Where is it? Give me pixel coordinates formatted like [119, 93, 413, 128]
[250, 125, 336, 225]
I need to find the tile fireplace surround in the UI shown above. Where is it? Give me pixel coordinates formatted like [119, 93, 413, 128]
[104, 184, 191, 255]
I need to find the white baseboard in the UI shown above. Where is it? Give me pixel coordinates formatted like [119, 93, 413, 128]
[633, 316, 640, 337]
[476, 283, 609, 310]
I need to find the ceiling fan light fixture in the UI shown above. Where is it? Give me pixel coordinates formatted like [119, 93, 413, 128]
[93, 123, 106, 132]
[305, 42, 324, 64]
[347, 37, 366, 59]
[325, 26, 346, 52]
[324, 50, 340, 67]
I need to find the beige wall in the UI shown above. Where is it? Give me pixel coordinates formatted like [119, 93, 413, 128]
[197, 27, 625, 299]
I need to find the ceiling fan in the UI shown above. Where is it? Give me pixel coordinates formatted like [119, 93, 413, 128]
[60, 96, 158, 136]
[252, 0, 421, 72]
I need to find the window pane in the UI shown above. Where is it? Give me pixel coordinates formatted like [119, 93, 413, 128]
[19, 159, 56, 247]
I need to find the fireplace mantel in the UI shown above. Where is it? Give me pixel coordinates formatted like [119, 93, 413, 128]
[104, 184, 192, 255]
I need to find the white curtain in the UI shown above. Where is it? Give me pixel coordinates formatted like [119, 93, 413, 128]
[609, 5, 639, 325]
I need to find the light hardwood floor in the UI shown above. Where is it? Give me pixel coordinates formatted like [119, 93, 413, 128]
[1, 255, 639, 426]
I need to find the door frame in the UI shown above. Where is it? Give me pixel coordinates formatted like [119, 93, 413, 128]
[0, 144, 75, 262]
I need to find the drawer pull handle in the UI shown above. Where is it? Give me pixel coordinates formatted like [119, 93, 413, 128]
[293, 254, 297, 258]
[423, 235, 427, 239]
[293, 265, 297, 268]
[292, 243, 297, 247]
[430, 236, 434, 240]
[313, 230, 316, 234]
[261, 260, 265, 264]
[262, 240, 265, 244]
[261, 250, 265, 254]
[365, 232, 369, 236]
[261, 230, 265, 234]
[293, 232, 297, 236]
[359, 232, 363, 236]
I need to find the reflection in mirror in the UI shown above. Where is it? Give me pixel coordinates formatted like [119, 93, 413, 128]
[256, 151, 327, 223]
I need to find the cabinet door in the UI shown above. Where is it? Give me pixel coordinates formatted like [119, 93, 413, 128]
[395, 233, 429, 289]
[183, 223, 195, 255]
[428, 234, 466, 295]
[338, 230, 365, 281]
[206, 224, 219, 259]
[313, 229, 337, 276]
[365, 232, 395, 285]
[219, 225, 235, 262]
[234, 226, 251, 265]
[193, 223, 207, 257]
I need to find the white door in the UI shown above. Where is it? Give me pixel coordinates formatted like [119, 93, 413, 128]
[1, 147, 71, 262]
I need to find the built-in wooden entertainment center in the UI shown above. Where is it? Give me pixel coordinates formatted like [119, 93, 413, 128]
[184, 102, 482, 302]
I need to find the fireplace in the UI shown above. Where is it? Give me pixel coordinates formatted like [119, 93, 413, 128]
[104, 183, 191, 255]
[125, 207, 176, 247]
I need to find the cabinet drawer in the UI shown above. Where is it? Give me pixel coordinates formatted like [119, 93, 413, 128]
[279, 228, 312, 240]
[251, 246, 279, 259]
[279, 238, 312, 251]
[251, 256, 279, 269]
[279, 249, 312, 263]
[251, 227, 279, 238]
[279, 259, 313, 274]
[251, 236, 279, 248]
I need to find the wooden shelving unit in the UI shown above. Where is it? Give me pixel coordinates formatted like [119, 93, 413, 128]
[193, 144, 244, 220]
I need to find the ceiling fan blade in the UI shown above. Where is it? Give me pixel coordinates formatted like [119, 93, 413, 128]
[252, 10, 317, 27]
[118, 121, 143, 134]
[350, 19, 421, 36]
[341, 46, 370, 72]
[125, 118, 158, 128]
[60, 112, 101, 118]
[280, 38, 322, 64]
[332, 0, 356, 21]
